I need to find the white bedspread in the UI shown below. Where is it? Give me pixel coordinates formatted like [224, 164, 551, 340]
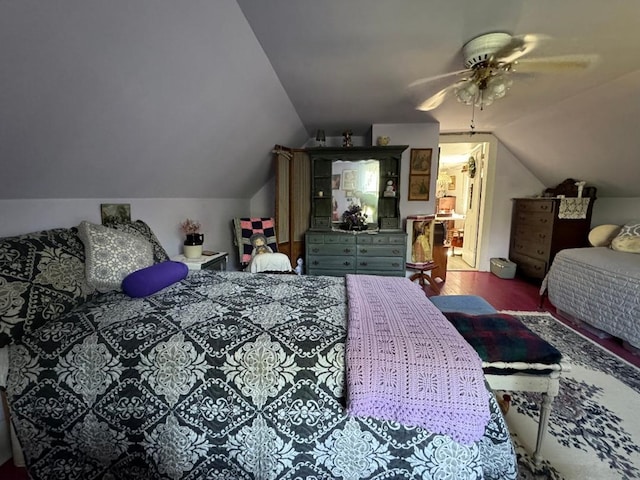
[248, 252, 292, 273]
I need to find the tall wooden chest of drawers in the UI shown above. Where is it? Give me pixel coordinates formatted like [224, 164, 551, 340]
[306, 231, 406, 277]
[508, 198, 593, 280]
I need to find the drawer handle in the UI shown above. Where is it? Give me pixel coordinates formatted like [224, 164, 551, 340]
[539, 219, 548, 224]
[360, 248, 368, 253]
[359, 262, 368, 266]
[343, 261, 351, 266]
[312, 248, 320, 253]
[392, 249, 400, 254]
[312, 261, 319, 266]
[392, 262, 399, 267]
[541, 205, 549, 211]
[537, 249, 545, 255]
[344, 248, 352, 253]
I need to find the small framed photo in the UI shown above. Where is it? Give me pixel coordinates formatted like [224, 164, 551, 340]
[448, 175, 456, 190]
[408, 175, 430, 201]
[342, 170, 357, 191]
[100, 203, 131, 224]
[332, 174, 341, 190]
[410, 148, 432, 175]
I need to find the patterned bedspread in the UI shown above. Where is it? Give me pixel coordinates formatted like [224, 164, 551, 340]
[7, 271, 517, 479]
[543, 247, 640, 349]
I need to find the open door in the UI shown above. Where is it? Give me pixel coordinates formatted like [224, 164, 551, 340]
[437, 140, 488, 270]
[461, 152, 483, 267]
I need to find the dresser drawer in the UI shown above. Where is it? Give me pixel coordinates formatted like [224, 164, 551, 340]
[357, 245, 404, 257]
[513, 224, 552, 245]
[510, 253, 547, 279]
[324, 235, 356, 245]
[307, 244, 355, 256]
[511, 238, 550, 261]
[516, 200, 555, 214]
[307, 255, 355, 270]
[513, 211, 554, 230]
[356, 256, 405, 272]
[356, 233, 405, 245]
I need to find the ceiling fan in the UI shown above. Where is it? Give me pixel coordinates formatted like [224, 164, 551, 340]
[411, 32, 598, 112]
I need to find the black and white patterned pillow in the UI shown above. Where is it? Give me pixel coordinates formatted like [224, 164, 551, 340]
[0, 227, 94, 347]
[610, 220, 640, 254]
[78, 221, 154, 293]
[103, 219, 169, 263]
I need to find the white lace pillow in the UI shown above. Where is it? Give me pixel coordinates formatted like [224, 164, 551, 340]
[78, 221, 154, 292]
[610, 221, 640, 254]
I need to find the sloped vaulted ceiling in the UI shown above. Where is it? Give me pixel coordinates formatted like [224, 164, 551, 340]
[0, 0, 308, 199]
[2, 1, 640, 199]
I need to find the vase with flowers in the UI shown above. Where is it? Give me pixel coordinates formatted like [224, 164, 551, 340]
[341, 205, 368, 231]
[181, 218, 204, 258]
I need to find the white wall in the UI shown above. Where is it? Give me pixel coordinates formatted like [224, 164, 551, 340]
[0, 197, 251, 270]
[591, 198, 640, 227]
[370, 123, 441, 218]
[479, 138, 545, 271]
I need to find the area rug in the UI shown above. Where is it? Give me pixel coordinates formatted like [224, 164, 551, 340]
[502, 311, 640, 480]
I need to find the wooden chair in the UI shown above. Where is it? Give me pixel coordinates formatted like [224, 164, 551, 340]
[232, 217, 292, 273]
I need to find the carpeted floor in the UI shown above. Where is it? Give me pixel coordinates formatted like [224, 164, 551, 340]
[505, 312, 640, 480]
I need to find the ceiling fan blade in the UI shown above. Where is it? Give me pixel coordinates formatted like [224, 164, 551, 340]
[409, 69, 471, 88]
[416, 82, 465, 111]
[513, 54, 599, 73]
[491, 33, 549, 65]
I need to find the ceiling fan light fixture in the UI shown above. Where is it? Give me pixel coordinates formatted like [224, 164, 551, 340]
[455, 82, 479, 105]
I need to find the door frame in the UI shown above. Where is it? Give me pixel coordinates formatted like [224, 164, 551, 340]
[438, 133, 498, 271]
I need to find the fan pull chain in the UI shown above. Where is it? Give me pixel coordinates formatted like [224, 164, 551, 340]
[470, 102, 476, 134]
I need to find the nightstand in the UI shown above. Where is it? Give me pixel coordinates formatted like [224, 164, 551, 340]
[172, 252, 228, 271]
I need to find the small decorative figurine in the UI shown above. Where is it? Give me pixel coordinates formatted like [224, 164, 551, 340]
[342, 130, 353, 147]
[383, 179, 396, 197]
[295, 257, 304, 275]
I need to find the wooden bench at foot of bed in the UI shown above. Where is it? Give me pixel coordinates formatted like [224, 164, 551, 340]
[430, 295, 570, 468]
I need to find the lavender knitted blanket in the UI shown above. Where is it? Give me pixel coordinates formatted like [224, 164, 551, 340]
[345, 274, 490, 445]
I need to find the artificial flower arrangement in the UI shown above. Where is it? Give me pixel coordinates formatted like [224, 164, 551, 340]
[341, 204, 368, 231]
[180, 218, 201, 235]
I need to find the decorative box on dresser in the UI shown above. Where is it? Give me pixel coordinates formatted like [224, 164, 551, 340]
[306, 231, 406, 277]
[509, 181, 596, 280]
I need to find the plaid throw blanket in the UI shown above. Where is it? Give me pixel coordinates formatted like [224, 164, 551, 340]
[345, 275, 491, 445]
[443, 312, 562, 373]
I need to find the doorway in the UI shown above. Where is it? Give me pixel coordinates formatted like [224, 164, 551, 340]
[437, 139, 489, 272]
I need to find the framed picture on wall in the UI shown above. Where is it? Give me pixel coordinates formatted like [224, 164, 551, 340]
[408, 175, 430, 201]
[342, 170, 357, 191]
[100, 203, 131, 224]
[332, 174, 341, 190]
[409, 148, 432, 174]
[448, 175, 456, 190]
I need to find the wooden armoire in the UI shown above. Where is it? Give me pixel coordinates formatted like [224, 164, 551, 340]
[273, 146, 311, 264]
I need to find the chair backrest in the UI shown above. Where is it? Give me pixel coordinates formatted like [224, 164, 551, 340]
[233, 217, 279, 266]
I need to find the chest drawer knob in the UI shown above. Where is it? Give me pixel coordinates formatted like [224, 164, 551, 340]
[312, 260, 319, 266]
[343, 261, 351, 266]
[344, 248, 352, 254]
[392, 249, 400, 255]
[360, 248, 367, 253]
[312, 248, 320, 253]
[359, 261, 368, 266]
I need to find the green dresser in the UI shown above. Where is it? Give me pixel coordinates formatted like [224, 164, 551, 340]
[306, 231, 406, 277]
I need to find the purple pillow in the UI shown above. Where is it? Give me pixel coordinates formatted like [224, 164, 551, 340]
[122, 261, 188, 298]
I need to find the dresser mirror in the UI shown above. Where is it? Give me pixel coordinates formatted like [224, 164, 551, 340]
[308, 145, 407, 231]
[331, 159, 379, 226]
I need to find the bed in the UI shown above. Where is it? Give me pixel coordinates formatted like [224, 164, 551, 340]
[541, 222, 640, 350]
[0, 223, 518, 479]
